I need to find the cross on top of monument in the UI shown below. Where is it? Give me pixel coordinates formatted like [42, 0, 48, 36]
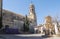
[30, 0, 34, 5]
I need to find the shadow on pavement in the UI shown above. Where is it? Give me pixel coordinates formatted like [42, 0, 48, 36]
[0, 36, 6, 39]
[41, 35, 52, 38]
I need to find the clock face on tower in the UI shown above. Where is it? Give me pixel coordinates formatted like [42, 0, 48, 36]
[30, 8, 34, 12]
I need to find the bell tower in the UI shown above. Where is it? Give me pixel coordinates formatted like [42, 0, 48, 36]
[28, 3, 37, 26]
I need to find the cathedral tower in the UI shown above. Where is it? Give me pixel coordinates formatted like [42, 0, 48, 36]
[28, 3, 37, 26]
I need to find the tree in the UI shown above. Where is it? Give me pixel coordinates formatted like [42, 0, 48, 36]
[23, 15, 30, 32]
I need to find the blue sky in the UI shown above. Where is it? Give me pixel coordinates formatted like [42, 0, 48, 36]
[3, 0, 60, 25]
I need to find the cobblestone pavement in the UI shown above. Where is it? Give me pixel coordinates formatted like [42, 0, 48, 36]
[0, 34, 60, 39]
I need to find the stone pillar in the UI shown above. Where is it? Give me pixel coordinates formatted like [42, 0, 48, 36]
[41, 27, 43, 34]
[34, 28, 38, 34]
[54, 23, 59, 34]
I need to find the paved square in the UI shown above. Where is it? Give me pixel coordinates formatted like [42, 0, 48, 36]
[0, 34, 60, 39]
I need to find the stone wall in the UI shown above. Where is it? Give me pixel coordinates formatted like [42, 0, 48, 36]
[0, 9, 25, 29]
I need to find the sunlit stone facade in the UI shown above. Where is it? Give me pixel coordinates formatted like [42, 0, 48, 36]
[28, 3, 37, 26]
